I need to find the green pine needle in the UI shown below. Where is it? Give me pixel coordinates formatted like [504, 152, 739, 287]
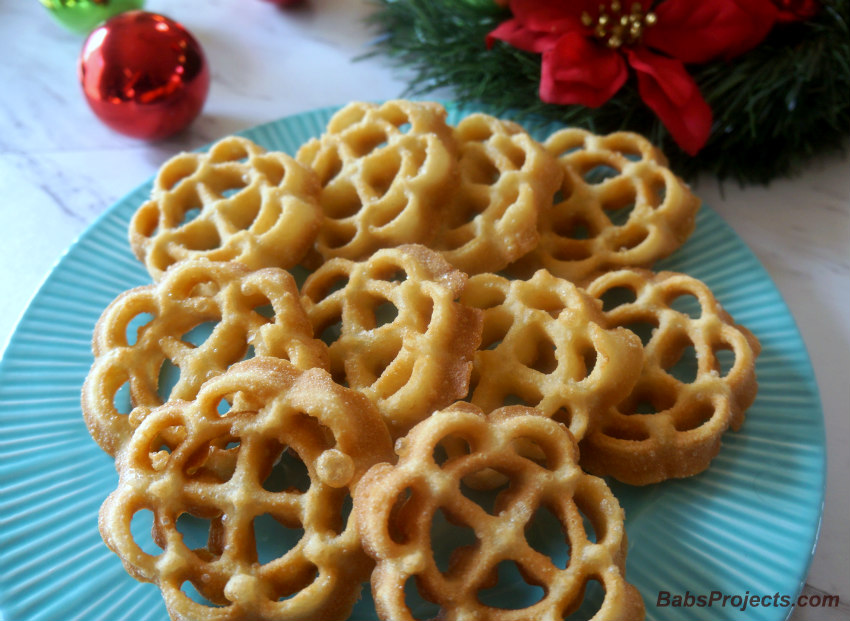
[365, 0, 849, 184]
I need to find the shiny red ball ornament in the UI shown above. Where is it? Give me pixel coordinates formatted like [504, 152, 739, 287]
[79, 11, 210, 140]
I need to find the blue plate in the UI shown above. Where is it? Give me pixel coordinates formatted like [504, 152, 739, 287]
[0, 105, 825, 621]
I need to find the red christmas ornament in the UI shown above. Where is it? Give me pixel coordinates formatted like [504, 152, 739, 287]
[79, 11, 210, 140]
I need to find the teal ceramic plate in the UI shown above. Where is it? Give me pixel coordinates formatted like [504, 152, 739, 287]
[0, 105, 825, 621]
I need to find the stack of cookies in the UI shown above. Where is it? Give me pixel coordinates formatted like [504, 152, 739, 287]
[83, 101, 760, 621]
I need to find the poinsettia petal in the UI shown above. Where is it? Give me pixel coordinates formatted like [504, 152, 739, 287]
[510, 0, 588, 33]
[645, 0, 779, 63]
[487, 17, 561, 52]
[626, 48, 712, 155]
[540, 32, 627, 107]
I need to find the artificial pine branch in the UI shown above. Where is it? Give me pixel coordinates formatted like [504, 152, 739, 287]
[365, 0, 849, 184]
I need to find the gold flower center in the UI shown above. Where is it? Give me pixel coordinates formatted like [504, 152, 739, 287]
[581, 1, 657, 48]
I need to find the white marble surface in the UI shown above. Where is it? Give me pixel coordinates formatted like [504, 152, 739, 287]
[0, 0, 847, 619]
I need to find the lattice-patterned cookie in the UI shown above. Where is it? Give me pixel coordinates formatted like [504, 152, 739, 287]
[509, 129, 699, 285]
[581, 269, 761, 485]
[432, 113, 562, 274]
[459, 270, 643, 445]
[130, 135, 322, 281]
[99, 357, 394, 621]
[300, 244, 483, 438]
[82, 259, 328, 456]
[296, 100, 457, 262]
[355, 403, 645, 621]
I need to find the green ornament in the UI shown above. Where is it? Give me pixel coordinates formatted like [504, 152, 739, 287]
[40, 0, 146, 35]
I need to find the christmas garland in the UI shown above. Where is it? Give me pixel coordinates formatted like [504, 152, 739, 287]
[366, 0, 849, 184]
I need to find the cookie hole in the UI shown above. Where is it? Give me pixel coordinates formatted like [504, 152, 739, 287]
[365, 339, 403, 383]
[252, 302, 275, 320]
[157, 359, 181, 403]
[130, 508, 162, 556]
[317, 150, 343, 186]
[254, 513, 304, 565]
[125, 312, 155, 346]
[526, 290, 565, 318]
[255, 158, 285, 186]
[465, 152, 500, 185]
[395, 121, 412, 134]
[326, 492, 354, 537]
[597, 286, 636, 312]
[216, 398, 232, 416]
[477, 560, 545, 609]
[319, 315, 343, 346]
[460, 472, 511, 515]
[647, 175, 668, 208]
[529, 337, 558, 375]
[313, 273, 350, 299]
[619, 383, 676, 416]
[225, 194, 261, 231]
[404, 578, 440, 620]
[526, 505, 570, 569]
[242, 344, 256, 361]
[501, 391, 541, 408]
[714, 345, 736, 376]
[275, 565, 319, 602]
[179, 220, 222, 252]
[673, 399, 717, 432]
[509, 436, 552, 469]
[502, 140, 527, 170]
[611, 225, 648, 251]
[324, 177, 363, 219]
[553, 217, 594, 240]
[667, 291, 703, 319]
[550, 406, 573, 430]
[176, 512, 213, 551]
[349, 128, 390, 157]
[363, 149, 401, 199]
[113, 381, 132, 416]
[321, 223, 357, 249]
[563, 577, 606, 620]
[180, 580, 226, 608]
[465, 284, 506, 310]
[373, 264, 408, 283]
[665, 344, 699, 384]
[430, 508, 478, 574]
[552, 240, 594, 262]
[432, 435, 472, 466]
[182, 320, 218, 348]
[388, 487, 415, 545]
[604, 190, 637, 227]
[180, 206, 202, 227]
[581, 163, 621, 185]
[372, 298, 399, 328]
[159, 157, 199, 191]
[576, 500, 602, 544]
[581, 347, 598, 378]
[621, 319, 657, 347]
[263, 448, 311, 494]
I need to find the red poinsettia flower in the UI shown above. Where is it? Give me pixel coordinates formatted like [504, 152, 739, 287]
[773, 0, 820, 21]
[488, 0, 781, 154]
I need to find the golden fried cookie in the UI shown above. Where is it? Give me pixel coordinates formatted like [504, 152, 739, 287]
[459, 270, 643, 445]
[300, 244, 483, 439]
[99, 357, 394, 621]
[581, 269, 761, 485]
[509, 129, 699, 285]
[296, 100, 457, 262]
[432, 113, 562, 274]
[129, 135, 322, 281]
[82, 259, 328, 456]
[354, 403, 645, 621]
